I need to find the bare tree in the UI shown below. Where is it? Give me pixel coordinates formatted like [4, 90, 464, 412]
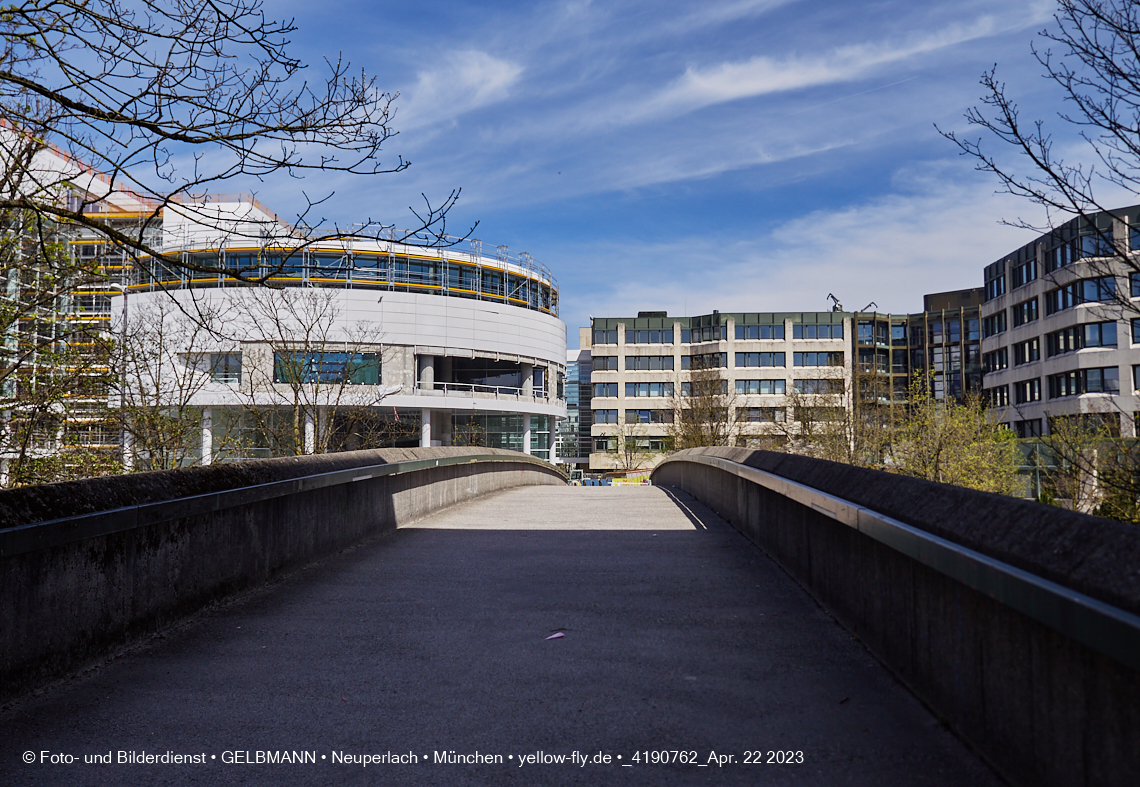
[226, 287, 399, 456]
[0, 0, 467, 284]
[116, 295, 234, 470]
[670, 358, 740, 449]
[940, 0, 1140, 311]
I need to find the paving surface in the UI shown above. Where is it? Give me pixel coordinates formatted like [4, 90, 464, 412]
[0, 486, 1002, 786]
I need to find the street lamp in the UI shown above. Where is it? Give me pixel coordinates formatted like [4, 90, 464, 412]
[107, 283, 128, 469]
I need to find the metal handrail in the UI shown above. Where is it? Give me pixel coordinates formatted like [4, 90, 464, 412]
[655, 452, 1140, 672]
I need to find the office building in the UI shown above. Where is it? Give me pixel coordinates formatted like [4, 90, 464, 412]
[980, 206, 1140, 437]
[117, 195, 567, 463]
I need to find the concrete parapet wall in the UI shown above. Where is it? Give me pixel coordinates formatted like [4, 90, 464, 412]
[653, 447, 1140, 787]
[0, 448, 563, 704]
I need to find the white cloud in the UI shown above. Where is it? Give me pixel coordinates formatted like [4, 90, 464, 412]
[397, 51, 523, 130]
[629, 18, 1005, 121]
[555, 164, 1050, 341]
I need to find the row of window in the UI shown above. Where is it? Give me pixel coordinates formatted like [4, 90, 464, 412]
[594, 324, 847, 345]
[987, 229, 1127, 302]
[985, 366, 1122, 405]
[982, 322, 1120, 375]
[591, 378, 843, 398]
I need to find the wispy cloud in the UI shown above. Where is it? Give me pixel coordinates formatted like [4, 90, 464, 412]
[396, 51, 523, 130]
[552, 164, 1048, 339]
[629, 18, 1004, 122]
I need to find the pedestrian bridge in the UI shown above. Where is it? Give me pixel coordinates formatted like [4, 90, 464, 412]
[1, 448, 1137, 787]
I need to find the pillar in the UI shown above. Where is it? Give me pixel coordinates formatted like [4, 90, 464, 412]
[304, 408, 315, 454]
[521, 363, 533, 398]
[523, 413, 532, 455]
[418, 354, 435, 391]
[421, 408, 432, 448]
[201, 407, 213, 466]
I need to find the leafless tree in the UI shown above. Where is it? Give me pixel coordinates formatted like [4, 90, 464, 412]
[116, 294, 235, 470]
[940, 0, 1140, 310]
[226, 287, 401, 456]
[669, 358, 741, 449]
[0, 0, 469, 285]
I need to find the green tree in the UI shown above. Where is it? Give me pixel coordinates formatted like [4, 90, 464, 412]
[887, 380, 1020, 496]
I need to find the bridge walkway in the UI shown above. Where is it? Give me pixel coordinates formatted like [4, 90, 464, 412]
[1, 486, 1001, 786]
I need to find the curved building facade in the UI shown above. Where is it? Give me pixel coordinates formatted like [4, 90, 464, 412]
[113, 196, 567, 464]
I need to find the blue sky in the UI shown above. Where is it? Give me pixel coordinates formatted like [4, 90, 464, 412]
[249, 0, 1070, 346]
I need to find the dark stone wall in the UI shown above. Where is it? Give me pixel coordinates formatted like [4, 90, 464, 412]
[653, 448, 1140, 787]
[0, 449, 563, 704]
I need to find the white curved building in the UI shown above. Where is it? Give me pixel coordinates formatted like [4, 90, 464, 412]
[114, 195, 566, 464]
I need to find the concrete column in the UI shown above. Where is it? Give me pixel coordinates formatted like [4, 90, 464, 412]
[122, 431, 134, 471]
[521, 363, 533, 398]
[420, 408, 432, 448]
[418, 355, 435, 390]
[201, 408, 213, 466]
[523, 413, 532, 455]
[304, 409, 315, 454]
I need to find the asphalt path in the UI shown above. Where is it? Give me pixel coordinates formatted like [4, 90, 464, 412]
[0, 485, 1002, 786]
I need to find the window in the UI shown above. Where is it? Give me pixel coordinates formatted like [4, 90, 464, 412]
[1133, 318, 1140, 345]
[592, 382, 618, 397]
[1011, 297, 1038, 327]
[210, 352, 241, 384]
[1077, 229, 1114, 259]
[794, 406, 844, 422]
[1045, 241, 1073, 272]
[1044, 277, 1116, 314]
[273, 351, 379, 385]
[985, 385, 1010, 407]
[592, 409, 618, 424]
[1014, 378, 1041, 404]
[793, 351, 843, 367]
[1013, 338, 1040, 366]
[741, 407, 785, 423]
[625, 382, 674, 397]
[682, 352, 727, 369]
[1015, 419, 1042, 438]
[625, 355, 674, 371]
[983, 311, 1007, 337]
[626, 329, 674, 344]
[735, 324, 785, 339]
[625, 409, 673, 424]
[1047, 367, 1120, 398]
[1134, 365, 1140, 392]
[891, 323, 907, 345]
[593, 437, 615, 452]
[734, 352, 785, 367]
[1132, 273, 1140, 298]
[592, 356, 618, 371]
[793, 324, 843, 339]
[682, 325, 727, 343]
[966, 318, 980, 341]
[735, 379, 786, 395]
[982, 348, 1008, 373]
[985, 265, 1006, 300]
[593, 329, 617, 344]
[681, 380, 728, 396]
[1084, 321, 1117, 347]
[1012, 259, 1037, 288]
[892, 350, 908, 374]
[1046, 322, 1117, 356]
[793, 378, 844, 394]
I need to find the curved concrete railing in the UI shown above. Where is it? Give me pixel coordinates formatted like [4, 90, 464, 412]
[0, 448, 563, 704]
[653, 447, 1140, 787]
